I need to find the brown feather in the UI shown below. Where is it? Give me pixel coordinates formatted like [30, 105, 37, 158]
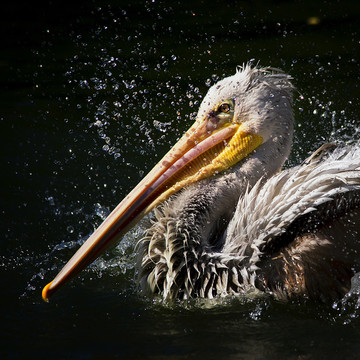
[259, 208, 360, 302]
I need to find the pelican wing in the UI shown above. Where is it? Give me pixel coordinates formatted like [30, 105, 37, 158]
[224, 144, 360, 301]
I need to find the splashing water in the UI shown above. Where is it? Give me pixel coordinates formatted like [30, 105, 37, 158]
[331, 273, 360, 324]
[17, 4, 360, 321]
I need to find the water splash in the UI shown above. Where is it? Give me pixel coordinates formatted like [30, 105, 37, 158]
[331, 273, 360, 324]
[26, 3, 360, 318]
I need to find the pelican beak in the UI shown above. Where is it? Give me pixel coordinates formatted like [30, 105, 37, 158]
[42, 114, 263, 301]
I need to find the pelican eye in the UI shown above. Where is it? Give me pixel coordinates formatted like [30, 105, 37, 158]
[218, 103, 231, 113]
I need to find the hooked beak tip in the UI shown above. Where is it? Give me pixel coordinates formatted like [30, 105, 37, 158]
[42, 281, 53, 303]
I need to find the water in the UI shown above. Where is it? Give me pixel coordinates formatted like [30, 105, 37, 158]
[2, 1, 360, 358]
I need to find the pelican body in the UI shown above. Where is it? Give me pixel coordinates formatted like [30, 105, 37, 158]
[43, 65, 360, 303]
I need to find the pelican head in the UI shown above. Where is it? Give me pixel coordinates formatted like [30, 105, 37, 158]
[42, 65, 295, 301]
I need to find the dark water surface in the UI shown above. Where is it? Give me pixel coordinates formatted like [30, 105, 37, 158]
[2, 1, 360, 358]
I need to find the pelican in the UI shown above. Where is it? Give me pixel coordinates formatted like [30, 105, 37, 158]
[42, 65, 360, 303]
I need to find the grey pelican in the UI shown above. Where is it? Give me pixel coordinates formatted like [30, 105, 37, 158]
[42, 65, 360, 303]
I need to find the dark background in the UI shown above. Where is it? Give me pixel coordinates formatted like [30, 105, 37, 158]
[1, 1, 360, 358]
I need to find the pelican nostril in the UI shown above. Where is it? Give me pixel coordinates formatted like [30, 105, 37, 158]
[206, 116, 219, 132]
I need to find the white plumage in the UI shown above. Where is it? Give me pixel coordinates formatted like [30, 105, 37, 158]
[137, 66, 360, 302]
[226, 144, 360, 257]
[221, 143, 360, 285]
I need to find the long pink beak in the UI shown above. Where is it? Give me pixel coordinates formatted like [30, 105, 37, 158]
[41, 115, 255, 301]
